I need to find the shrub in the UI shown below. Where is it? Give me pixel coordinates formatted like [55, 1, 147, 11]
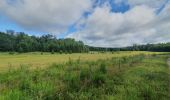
[122, 57, 128, 63]
[64, 73, 80, 91]
[18, 47, 24, 53]
[65, 51, 68, 54]
[51, 50, 54, 54]
[3, 89, 25, 100]
[99, 63, 107, 74]
[92, 72, 106, 87]
[9, 52, 15, 55]
[68, 57, 73, 66]
[69, 50, 72, 54]
[59, 50, 63, 54]
[41, 52, 43, 55]
[80, 69, 91, 81]
[76, 56, 81, 64]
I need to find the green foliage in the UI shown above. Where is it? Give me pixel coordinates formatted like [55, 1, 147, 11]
[59, 50, 63, 54]
[51, 50, 54, 54]
[80, 69, 91, 81]
[9, 52, 15, 55]
[99, 62, 107, 74]
[89, 43, 170, 52]
[69, 50, 72, 54]
[92, 72, 106, 87]
[1, 31, 170, 53]
[0, 31, 89, 53]
[0, 54, 169, 99]
[18, 47, 24, 53]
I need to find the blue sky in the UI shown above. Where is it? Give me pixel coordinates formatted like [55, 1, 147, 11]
[0, 14, 43, 36]
[0, 0, 130, 37]
[0, 0, 170, 47]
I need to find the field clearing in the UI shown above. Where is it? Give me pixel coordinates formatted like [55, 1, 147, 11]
[0, 52, 169, 99]
[0, 51, 165, 72]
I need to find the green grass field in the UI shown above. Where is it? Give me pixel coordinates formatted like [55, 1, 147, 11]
[0, 52, 170, 100]
[0, 51, 163, 72]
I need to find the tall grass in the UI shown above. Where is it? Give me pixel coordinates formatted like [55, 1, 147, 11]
[0, 54, 169, 100]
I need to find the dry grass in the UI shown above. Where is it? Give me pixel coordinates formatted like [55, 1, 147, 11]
[0, 51, 164, 72]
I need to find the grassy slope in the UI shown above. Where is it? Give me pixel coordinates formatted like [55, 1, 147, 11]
[0, 51, 162, 72]
[0, 53, 169, 100]
[110, 55, 170, 100]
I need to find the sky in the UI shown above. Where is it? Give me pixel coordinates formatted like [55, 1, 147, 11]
[0, 0, 170, 47]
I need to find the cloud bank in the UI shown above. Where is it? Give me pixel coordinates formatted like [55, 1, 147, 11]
[0, 0, 170, 47]
[0, 0, 92, 33]
[68, 0, 170, 47]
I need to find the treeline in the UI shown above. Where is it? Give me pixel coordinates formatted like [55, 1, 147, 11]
[0, 30, 170, 53]
[0, 31, 89, 53]
[121, 43, 170, 52]
[89, 43, 170, 52]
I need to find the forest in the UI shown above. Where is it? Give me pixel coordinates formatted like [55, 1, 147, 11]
[0, 30, 170, 53]
[0, 31, 89, 53]
[90, 43, 170, 52]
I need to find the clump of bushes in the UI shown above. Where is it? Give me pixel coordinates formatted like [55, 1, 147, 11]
[92, 72, 106, 87]
[99, 62, 107, 74]
[18, 47, 24, 53]
[9, 52, 15, 55]
[59, 50, 63, 54]
[51, 50, 55, 54]
[69, 50, 72, 54]
[41, 52, 43, 55]
[80, 69, 91, 81]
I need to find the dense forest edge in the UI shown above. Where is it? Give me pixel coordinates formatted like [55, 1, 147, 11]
[0, 30, 170, 53]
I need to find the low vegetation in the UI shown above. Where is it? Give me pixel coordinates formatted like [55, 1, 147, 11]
[0, 51, 162, 72]
[0, 53, 169, 100]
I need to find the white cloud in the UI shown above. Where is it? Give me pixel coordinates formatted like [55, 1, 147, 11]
[68, 4, 166, 47]
[0, 0, 92, 34]
[128, 0, 167, 8]
[1, 0, 170, 47]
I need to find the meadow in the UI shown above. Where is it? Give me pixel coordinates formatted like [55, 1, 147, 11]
[0, 51, 161, 72]
[0, 52, 170, 100]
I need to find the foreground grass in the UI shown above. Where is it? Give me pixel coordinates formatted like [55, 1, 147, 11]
[0, 53, 169, 100]
[0, 51, 165, 72]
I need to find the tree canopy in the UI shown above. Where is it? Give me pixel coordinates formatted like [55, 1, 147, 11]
[0, 31, 89, 53]
[0, 30, 170, 53]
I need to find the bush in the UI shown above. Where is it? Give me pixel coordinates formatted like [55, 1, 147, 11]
[76, 57, 81, 64]
[64, 73, 80, 91]
[68, 57, 73, 66]
[69, 50, 72, 54]
[65, 51, 68, 54]
[80, 69, 91, 81]
[92, 72, 106, 87]
[41, 52, 43, 55]
[18, 47, 24, 53]
[9, 52, 15, 55]
[19, 78, 31, 91]
[59, 50, 63, 54]
[51, 50, 54, 54]
[99, 63, 107, 74]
